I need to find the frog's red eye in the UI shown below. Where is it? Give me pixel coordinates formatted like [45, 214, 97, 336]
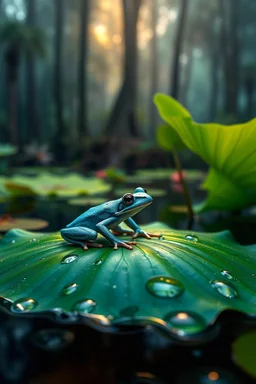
[122, 193, 134, 205]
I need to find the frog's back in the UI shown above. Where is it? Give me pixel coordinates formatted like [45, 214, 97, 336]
[66, 200, 118, 228]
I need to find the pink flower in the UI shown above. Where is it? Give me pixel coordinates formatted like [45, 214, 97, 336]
[171, 171, 187, 183]
[95, 170, 107, 179]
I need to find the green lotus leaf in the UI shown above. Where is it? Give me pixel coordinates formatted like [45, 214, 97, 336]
[3, 172, 110, 197]
[0, 222, 255, 339]
[157, 124, 186, 151]
[154, 93, 256, 212]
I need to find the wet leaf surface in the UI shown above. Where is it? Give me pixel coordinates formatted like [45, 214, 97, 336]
[0, 222, 255, 338]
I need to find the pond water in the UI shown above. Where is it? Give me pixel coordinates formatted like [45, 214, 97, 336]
[1, 179, 255, 245]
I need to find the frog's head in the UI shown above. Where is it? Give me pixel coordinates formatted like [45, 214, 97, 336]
[115, 187, 153, 217]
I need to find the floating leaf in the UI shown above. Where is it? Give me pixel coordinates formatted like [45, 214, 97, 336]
[0, 223, 255, 339]
[154, 93, 256, 212]
[114, 188, 167, 197]
[68, 197, 107, 206]
[3, 172, 110, 198]
[0, 217, 48, 232]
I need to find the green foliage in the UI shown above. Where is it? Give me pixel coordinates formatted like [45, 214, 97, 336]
[0, 223, 255, 338]
[0, 21, 46, 57]
[3, 172, 110, 197]
[154, 93, 256, 212]
[0, 143, 17, 157]
[157, 124, 186, 151]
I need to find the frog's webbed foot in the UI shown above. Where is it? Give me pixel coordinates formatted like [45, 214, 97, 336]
[113, 240, 136, 250]
[132, 230, 161, 239]
[82, 242, 103, 251]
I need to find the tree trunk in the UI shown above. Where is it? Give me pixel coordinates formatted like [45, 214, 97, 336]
[6, 48, 19, 145]
[219, 0, 239, 116]
[149, 0, 158, 137]
[169, 0, 189, 99]
[179, 45, 192, 106]
[53, 0, 65, 160]
[26, 0, 39, 145]
[244, 77, 254, 119]
[103, 0, 141, 138]
[77, 0, 89, 138]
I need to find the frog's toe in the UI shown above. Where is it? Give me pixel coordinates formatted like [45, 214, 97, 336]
[113, 241, 136, 250]
[82, 242, 103, 250]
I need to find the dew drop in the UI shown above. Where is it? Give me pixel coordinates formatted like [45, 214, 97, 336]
[62, 283, 78, 295]
[11, 240, 15, 244]
[11, 298, 38, 313]
[94, 260, 102, 265]
[33, 329, 75, 350]
[112, 285, 117, 289]
[22, 277, 26, 281]
[61, 254, 78, 264]
[72, 299, 96, 313]
[211, 280, 238, 298]
[221, 270, 233, 280]
[165, 311, 206, 336]
[146, 276, 184, 298]
[185, 235, 199, 242]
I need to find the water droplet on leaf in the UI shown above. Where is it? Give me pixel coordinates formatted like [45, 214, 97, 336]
[72, 299, 96, 313]
[94, 260, 102, 265]
[221, 270, 233, 280]
[11, 240, 15, 244]
[211, 280, 238, 298]
[165, 311, 206, 336]
[61, 254, 78, 264]
[11, 298, 38, 312]
[146, 276, 184, 298]
[185, 235, 199, 242]
[62, 283, 78, 295]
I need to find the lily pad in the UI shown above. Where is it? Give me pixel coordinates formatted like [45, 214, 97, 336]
[0, 217, 48, 232]
[0, 223, 255, 339]
[68, 197, 107, 206]
[114, 188, 167, 197]
[3, 173, 110, 198]
[154, 93, 256, 212]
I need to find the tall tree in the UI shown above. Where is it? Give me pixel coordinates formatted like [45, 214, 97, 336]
[77, 0, 89, 139]
[53, 0, 65, 159]
[103, 0, 141, 138]
[219, 0, 240, 116]
[26, 0, 40, 144]
[0, 21, 45, 146]
[149, 0, 158, 136]
[169, 0, 188, 99]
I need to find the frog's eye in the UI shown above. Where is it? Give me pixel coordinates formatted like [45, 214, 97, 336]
[122, 193, 134, 205]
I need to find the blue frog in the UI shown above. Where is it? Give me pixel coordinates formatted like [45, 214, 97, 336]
[60, 187, 159, 250]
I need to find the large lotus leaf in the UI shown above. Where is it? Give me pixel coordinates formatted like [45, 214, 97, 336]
[154, 93, 256, 212]
[0, 222, 255, 339]
[3, 172, 110, 197]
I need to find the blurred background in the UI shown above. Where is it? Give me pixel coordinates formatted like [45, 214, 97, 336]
[0, 0, 255, 168]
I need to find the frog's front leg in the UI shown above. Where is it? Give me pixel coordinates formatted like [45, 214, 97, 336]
[96, 218, 136, 250]
[125, 218, 161, 239]
[60, 227, 103, 250]
[112, 224, 134, 236]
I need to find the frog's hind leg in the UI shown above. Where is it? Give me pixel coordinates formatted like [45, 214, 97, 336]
[60, 227, 103, 250]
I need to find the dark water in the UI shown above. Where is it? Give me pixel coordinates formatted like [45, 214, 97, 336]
[1, 180, 256, 245]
